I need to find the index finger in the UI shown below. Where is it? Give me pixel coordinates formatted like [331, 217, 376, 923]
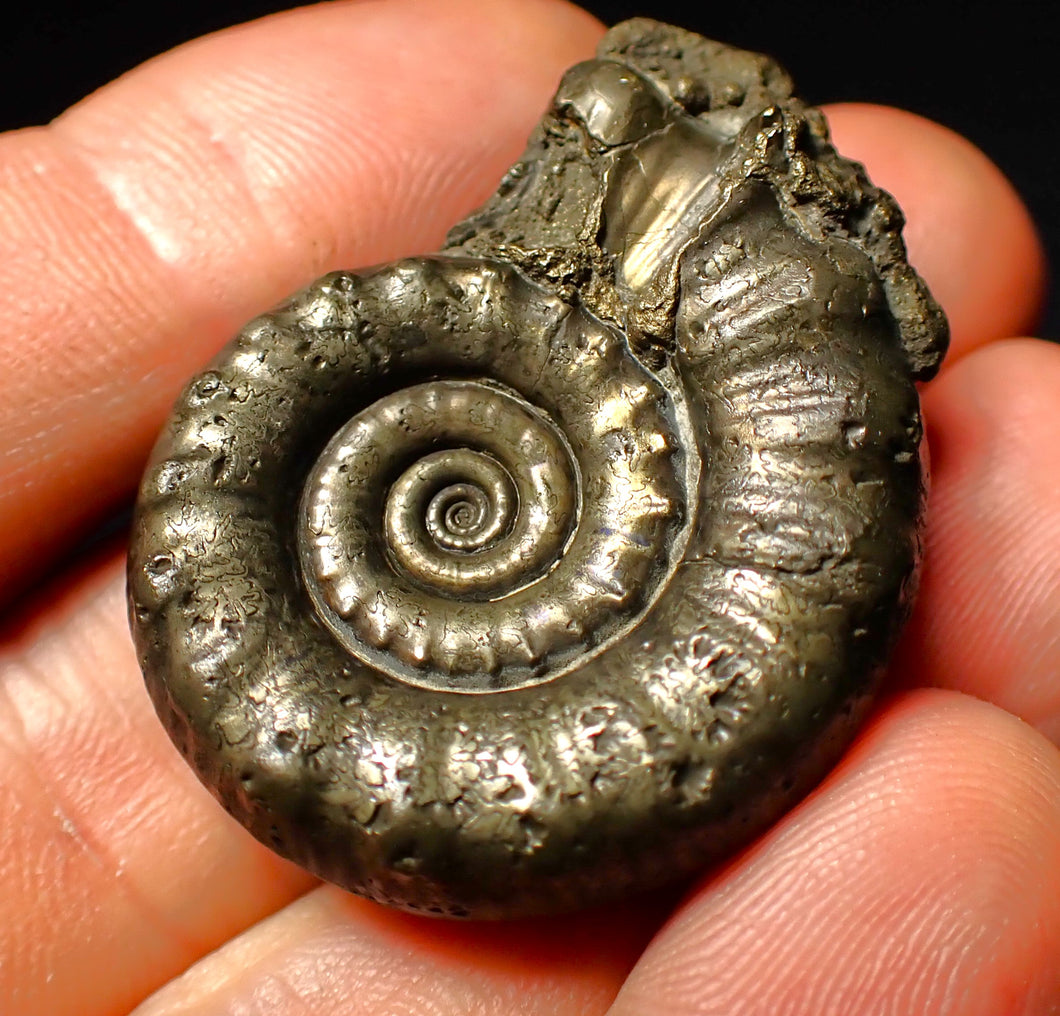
[0, 8, 1044, 606]
[0, 0, 603, 605]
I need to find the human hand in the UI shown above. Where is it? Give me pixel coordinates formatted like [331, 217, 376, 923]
[1, 2, 1057, 1014]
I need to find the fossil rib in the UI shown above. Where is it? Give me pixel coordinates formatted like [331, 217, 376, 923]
[128, 19, 947, 919]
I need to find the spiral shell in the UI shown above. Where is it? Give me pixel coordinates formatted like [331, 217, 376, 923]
[128, 20, 947, 918]
[293, 279, 689, 693]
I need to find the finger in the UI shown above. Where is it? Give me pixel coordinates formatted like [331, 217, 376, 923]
[0, 551, 315, 1016]
[609, 690, 1060, 1016]
[0, 0, 604, 603]
[824, 103, 1045, 362]
[893, 338, 1060, 741]
[0, 559, 661, 1016]
[0, 58, 1042, 606]
[0, 8, 610, 1014]
[131, 890, 659, 1016]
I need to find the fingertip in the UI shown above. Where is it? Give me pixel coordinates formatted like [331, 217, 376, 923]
[473, 0, 605, 54]
[897, 337, 1060, 739]
[131, 884, 649, 1016]
[0, 558, 317, 1016]
[0, 0, 605, 603]
[824, 103, 1046, 360]
[611, 690, 1060, 1016]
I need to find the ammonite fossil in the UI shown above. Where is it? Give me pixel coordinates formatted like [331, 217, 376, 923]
[128, 19, 948, 918]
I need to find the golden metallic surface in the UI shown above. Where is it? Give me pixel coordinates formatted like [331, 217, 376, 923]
[128, 20, 947, 918]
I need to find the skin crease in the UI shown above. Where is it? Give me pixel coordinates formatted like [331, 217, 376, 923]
[0, 2, 1056, 1015]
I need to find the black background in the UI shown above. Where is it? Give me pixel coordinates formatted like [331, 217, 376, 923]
[1, 0, 1055, 334]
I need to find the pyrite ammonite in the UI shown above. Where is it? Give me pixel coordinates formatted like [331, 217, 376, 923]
[128, 19, 948, 918]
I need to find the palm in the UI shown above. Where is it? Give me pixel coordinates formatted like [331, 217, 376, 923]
[1, 3, 1057, 1014]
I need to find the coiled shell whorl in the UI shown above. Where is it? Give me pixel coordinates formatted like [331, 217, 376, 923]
[128, 20, 948, 918]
